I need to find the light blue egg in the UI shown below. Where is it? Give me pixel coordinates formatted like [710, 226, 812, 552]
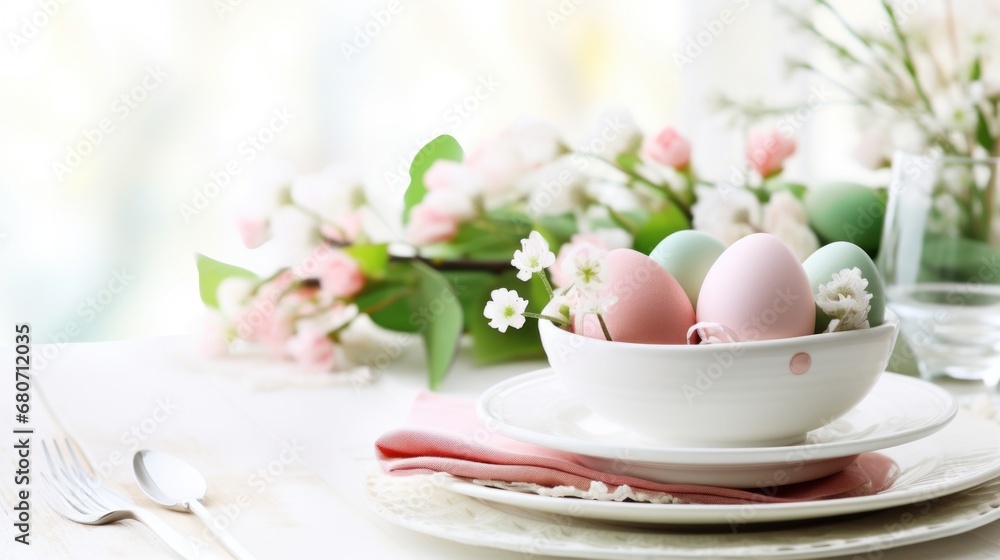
[649, 230, 726, 309]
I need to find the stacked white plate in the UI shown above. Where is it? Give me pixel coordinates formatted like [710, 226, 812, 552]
[369, 369, 1000, 559]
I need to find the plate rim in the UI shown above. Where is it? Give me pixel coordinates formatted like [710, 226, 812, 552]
[477, 369, 958, 466]
[370, 471, 1000, 559]
[434, 408, 1000, 524]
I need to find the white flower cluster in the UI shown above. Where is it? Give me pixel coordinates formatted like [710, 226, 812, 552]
[484, 230, 616, 336]
[691, 186, 818, 261]
[816, 267, 873, 333]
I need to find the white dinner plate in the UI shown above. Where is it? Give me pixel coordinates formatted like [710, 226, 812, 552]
[477, 370, 957, 487]
[368, 468, 1000, 559]
[432, 409, 1000, 525]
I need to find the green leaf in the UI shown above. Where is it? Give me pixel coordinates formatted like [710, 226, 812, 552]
[343, 244, 389, 279]
[447, 222, 520, 260]
[440, 270, 498, 325]
[354, 261, 419, 331]
[403, 135, 463, 223]
[356, 284, 419, 333]
[971, 56, 982, 81]
[196, 253, 257, 309]
[975, 106, 995, 152]
[411, 261, 464, 389]
[485, 207, 533, 230]
[632, 205, 691, 255]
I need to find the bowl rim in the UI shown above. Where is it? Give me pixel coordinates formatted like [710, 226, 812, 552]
[538, 307, 899, 353]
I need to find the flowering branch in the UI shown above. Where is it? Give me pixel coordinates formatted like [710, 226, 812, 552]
[486, 230, 615, 341]
[880, 0, 935, 116]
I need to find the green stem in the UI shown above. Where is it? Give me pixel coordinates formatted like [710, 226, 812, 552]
[536, 270, 555, 300]
[881, 0, 934, 115]
[679, 165, 696, 206]
[604, 205, 639, 235]
[524, 311, 570, 326]
[358, 288, 417, 316]
[597, 314, 613, 341]
[628, 173, 690, 217]
[572, 151, 692, 218]
[813, 0, 908, 90]
[983, 145, 1000, 242]
[327, 237, 514, 273]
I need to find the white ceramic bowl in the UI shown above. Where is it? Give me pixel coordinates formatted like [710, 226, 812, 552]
[538, 310, 899, 447]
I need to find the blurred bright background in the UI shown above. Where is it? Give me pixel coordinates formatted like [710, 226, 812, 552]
[0, 0, 889, 344]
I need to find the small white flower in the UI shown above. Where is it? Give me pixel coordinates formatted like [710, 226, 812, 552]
[509, 117, 564, 167]
[763, 191, 808, 231]
[483, 288, 528, 333]
[769, 220, 820, 262]
[561, 245, 608, 291]
[291, 162, 366, 224]
[571, 289, 618, 315]
[421, 189, 477, 220]
[511, 231, 556, 281]
[691, 185, 762, 246]
[763, 192, 817, 261]
[216, 277, 255, 319]
[237, 160, 295, 219]
[548, 293, 572, 324]
[524, 159, 588, 216]
[817, 267, 873, 333]
[270, 205, 319, 265]
[580, 108, 642, 160]
[852, 123, 892, 170]
[931, 85, 977, 133]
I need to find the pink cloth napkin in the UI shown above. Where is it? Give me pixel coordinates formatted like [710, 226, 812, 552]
[376, 392, 899, 505]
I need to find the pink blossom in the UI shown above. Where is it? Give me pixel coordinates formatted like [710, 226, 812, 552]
[283, 284, 323, 315]
[318, 251, 365, 299]
[285, 328, 337, 372]
[405, 203, 460, 245]
[466, 132, 531, 194]
[423, 160, 484, 193]
[641, 127, 691, 170]
[320, 211, 364, 243]
[240, 305, 294, 358]
[419, 161, 480, 220]
[236, 216, 270, 249]
[746, 129, 796, 178]
[200, 311, 230, 358]
[233, 272, 295, 355]
[853, 125, 891, 170]
[508, 117, 563, 167]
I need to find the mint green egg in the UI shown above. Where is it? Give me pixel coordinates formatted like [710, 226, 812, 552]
[803, 242, 886, 333]
[804, 182, 887, 257]
[649, 230, 726, 309]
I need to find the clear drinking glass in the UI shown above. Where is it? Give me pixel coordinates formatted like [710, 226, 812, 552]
[878, 151, 1000, 387]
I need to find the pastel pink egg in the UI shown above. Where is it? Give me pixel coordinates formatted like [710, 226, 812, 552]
[581, 248, 694, 344]
[696, 233, 815, 341]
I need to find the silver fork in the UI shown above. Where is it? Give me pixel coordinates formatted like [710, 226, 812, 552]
[40, 439, 216, 560]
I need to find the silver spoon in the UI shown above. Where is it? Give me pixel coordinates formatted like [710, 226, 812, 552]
[133, 450, 257, 560]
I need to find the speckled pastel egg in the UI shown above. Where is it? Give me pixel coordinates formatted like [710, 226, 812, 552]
[697, 234, 815, 341]
[582, 248, 694, 344]
[803, 242, 886, 333]
[649, 230, 726, 309]
[805, 182, 887, 256]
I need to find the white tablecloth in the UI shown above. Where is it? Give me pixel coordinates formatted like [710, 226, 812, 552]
[3, 336, 1000, 559]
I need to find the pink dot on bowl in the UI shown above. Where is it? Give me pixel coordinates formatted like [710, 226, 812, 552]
[790, 352, 811, 375]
